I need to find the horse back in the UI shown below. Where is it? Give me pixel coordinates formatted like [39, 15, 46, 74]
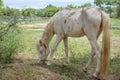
[52, 7, 102, 37]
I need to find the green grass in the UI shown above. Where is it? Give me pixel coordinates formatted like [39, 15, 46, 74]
[111, 18, 120, 26]
[0, 27, 120, 80]
[112, 29, 120, 36]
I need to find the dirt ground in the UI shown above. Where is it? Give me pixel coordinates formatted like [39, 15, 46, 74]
[0, 52, 120, 80]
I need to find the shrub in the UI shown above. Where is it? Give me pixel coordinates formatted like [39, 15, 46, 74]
[0, 18, 23, 63]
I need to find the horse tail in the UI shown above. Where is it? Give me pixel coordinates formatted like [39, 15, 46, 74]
[99, 11, 111, 77]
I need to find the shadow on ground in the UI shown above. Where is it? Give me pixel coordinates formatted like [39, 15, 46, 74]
[0, 55, 120, 80]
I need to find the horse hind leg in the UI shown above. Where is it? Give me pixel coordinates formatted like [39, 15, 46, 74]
[63, 37, 69, 65]
[83, 30, 102, 72]
[83, 47, 95, 72]
[84, 28, 101, 78]
[89, 39, 101, 78]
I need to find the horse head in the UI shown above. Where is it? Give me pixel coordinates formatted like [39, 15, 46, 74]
[37, 40, 50, 63]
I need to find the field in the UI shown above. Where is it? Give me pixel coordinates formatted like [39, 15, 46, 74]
[0, 19, 120, 80]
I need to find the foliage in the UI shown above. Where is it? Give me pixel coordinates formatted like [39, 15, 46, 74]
[36, 9, 44, 17]
[114, 0, 120, 18]
[67, 4, 78, 8]
[22, 8, 37, 17]
[0, 18, 23, 63]
[79, 3, 92, 8]
[42, 4, 61, 17]
[2, 7, 21, 17]
[0, 2, 120, 18]
[94, 0, 120, 18]
[94, 0, 104, 8]
[21, 4, 61, 17]
[0, 0, 3, 15]
[43, 6, 60, 17]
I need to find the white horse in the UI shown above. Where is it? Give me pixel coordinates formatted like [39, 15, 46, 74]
[37, 7, 111, 79]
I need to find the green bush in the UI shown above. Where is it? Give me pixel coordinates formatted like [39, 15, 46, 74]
[0, 18, 23, 63]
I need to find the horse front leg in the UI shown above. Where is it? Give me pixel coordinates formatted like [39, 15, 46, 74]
[63, 37, 69, 65]
[47, 35, 63, 65]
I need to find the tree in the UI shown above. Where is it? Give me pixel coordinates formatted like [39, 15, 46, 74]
[3, 7, 21, 17]
[94, 0, 120, 18]
[22, 8, 36, 17]
[0, 0, 3, 15]
[67, 4, 77, 8]
[79, 3, 92, 8]
[37, 4, 61, 17]
[36, 9, 44, 17]
[46, 4, 55, 8]
[102, 0, 113, 17]
[94, 0, 103, 8]
[94, 0, 111, 12]
[112, 0, 120, 18]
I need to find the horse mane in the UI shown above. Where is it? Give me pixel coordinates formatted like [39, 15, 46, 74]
[41, 19, 55, 47]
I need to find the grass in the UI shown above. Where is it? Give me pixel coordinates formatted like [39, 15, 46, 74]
[111, 18, 120, 26]
[0, 23, 120, 80]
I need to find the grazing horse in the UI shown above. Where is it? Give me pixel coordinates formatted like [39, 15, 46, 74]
[37, 6, 111, 79]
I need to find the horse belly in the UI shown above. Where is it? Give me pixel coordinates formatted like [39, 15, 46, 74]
[65, 22, 84, 37]
[69, 27, 84, 37]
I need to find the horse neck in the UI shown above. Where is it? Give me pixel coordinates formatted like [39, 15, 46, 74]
[41, 22, 54, 47]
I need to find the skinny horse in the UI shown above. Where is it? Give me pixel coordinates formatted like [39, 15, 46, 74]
[37, 7, 111, 79]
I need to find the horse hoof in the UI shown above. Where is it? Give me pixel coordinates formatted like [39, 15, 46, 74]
[93, 76, 106, 80]
[92, 76, 101, 80]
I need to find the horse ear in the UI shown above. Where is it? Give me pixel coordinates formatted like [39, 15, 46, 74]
[43, 44, 47, 49]
[39, 40, 47, 48]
